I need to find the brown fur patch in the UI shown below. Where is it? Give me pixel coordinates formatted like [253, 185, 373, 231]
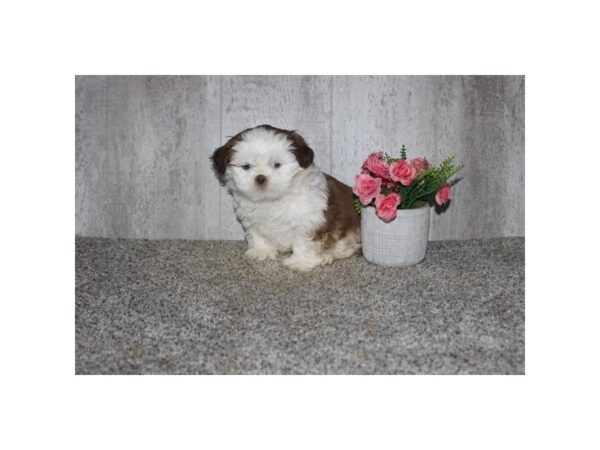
[210, 131, 244, 185]
[253, 125, 314, 168]
[313, 174, 361, 249]
[286, 130, 314, 168]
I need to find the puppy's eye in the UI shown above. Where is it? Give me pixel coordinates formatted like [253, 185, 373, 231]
[273, 162, 281, 169]
[241, 164, 251, 171]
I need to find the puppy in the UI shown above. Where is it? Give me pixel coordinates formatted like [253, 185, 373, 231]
[211, 124, 360, 271]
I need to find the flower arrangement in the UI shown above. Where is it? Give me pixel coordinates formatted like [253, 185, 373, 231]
[353, 145, 463, 222]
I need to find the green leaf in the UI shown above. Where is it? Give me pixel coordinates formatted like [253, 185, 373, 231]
[353, 197, 362, 217]
[383, 153, 397, 165]
[401, 155, 464, 208]
[400, 144, 407, 161]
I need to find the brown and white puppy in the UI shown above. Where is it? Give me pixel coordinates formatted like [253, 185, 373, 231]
[211, 124, 360, 271]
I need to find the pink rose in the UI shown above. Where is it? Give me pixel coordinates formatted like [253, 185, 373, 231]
[435, 184, 453, 206]
[375, 192, 401, 222]
[362, 151, 390, 179]
[353, 173, 382, 205]
[411, 157, 428, 175]
[389, 159, 416, 186]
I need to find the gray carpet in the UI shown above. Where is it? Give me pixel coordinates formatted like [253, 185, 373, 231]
[75, 237, 524, 374]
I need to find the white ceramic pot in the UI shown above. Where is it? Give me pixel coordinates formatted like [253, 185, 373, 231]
[361, 205, 431, 267]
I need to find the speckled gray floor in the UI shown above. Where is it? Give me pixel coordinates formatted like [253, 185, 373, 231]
[75, 237, 524, 374]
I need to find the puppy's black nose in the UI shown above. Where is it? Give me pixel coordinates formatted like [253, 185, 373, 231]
[255, 175, 267, 186]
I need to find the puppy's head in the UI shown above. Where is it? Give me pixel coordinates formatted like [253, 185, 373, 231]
[210, 125, 314, 201]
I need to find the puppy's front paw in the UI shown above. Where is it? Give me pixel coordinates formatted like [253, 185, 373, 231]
[283, 254, 318, 272]
[245, 246, 278, 261]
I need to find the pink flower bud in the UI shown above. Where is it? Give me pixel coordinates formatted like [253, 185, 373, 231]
[353, 173, 382, 205]
[362, 151, 390, 179]
[410, 157, 428, 175]
[389, 160, 417, 186]
[375, 192, 401, 222]
[435, 184, 453, 206]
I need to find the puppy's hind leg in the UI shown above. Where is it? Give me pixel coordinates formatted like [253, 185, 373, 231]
[331, 230, 361, 260]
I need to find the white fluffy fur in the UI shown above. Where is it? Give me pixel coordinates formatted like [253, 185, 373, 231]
[222, 127, 358, 271]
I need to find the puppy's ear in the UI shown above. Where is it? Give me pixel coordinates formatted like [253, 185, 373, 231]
[288, 131, 314, 168]
[210, 143, 234, 185]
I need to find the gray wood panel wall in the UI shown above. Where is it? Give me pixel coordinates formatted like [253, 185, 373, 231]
[76, 75, 524, 241]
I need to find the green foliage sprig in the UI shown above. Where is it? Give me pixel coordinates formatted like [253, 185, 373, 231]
[382, 153, 396, 165]
[399, 156, 463, 209]
[353, 197, 362, 217]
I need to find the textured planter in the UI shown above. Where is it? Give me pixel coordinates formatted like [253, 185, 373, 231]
[361, 205, 431, 267]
